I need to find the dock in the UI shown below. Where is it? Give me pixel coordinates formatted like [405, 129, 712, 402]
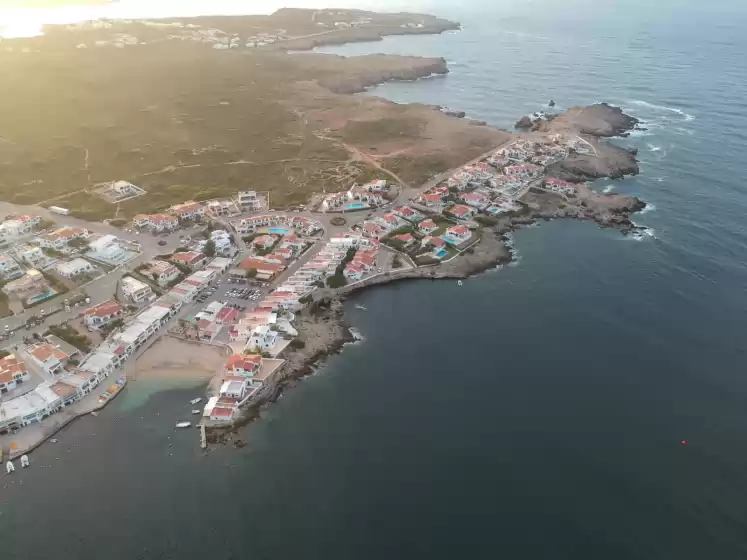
[200, 423, 207, 449]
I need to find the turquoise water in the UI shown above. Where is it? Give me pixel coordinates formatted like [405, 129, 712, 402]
[433, 247, 448, 258]
[345, 202, 366, 210]
[267, 227, 288, 234]
[26, 288, 56, 304]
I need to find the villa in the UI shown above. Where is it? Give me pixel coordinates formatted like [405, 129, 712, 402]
[0, 214, 40, 243]
[224, 353, 262, 377]
[504, 163, 541, 178]
[0, 253, 23, 280]
[443, 224, 473, 245]
[206, 200, 235, 217]
[391, 233, 416, 249]
[55, 257, 96, 278]
[82, 300, 124, 331]
[142, 260, 181, 286]
[121, 276, 154, 303]
[545, 177, 577, 195]
[418, 193, 446, 211]
[16, 244, 49, 269]
[133, 213, 179, 232]
[247, 325, 279, 352]
[418, 219, 439, 235]
[2, 269, 47, 296]
[362, 221, 387, 239]
[460, 192, 490, 210]
[0, 354, 30, 393]
[392, 205, 422, 222]
[26, 341, 75, 376]
[37, 227, 88, 250]
[375, 212, 403, 231]
[447, 204, 477, 220]
[252, 234, 276, 250]
[170, 251, 208, 269]
[237, 190, 262, 211]
[344, 263, 364, 281]
[87, 234, 129, 263]
[169, 200, 204, 220]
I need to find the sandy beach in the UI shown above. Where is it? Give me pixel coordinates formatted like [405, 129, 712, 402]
[125, 337, 229, 382]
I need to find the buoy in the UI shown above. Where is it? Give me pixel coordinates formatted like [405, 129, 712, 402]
[681, 439, 688, 445]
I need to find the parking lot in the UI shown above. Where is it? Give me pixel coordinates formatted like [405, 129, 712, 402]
[192, 278, 270, 312]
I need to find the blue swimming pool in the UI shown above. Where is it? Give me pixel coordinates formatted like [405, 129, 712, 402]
[267, 227, 289, 234]
[27, 288, 57, 305]
[345, 202, 366, 210]
[433, 248, 448, 259]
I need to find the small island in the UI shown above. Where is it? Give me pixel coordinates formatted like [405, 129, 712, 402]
[0, 8, 649, 457]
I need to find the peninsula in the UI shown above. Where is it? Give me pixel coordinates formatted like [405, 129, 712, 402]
[0, 8, 649, 458]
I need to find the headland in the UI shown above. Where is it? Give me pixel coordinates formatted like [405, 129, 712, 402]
[0, 8, 650, 457]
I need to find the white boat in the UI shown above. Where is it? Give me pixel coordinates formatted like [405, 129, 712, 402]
[457, 280, 463, 286]
[6, 461, 14, 474]
[50, 438, 58, 444]
[354, 304, 367, 310]
[191, 409, 201, 415]
[21, 455, 29, 468]
[189, 398, 202, 405]
[176, 421, 192, 428]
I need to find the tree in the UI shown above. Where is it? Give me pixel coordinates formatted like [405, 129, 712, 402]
[151, 272, 159, 283]
[245, 269, 257, 279]
[204, 240, 216, 257]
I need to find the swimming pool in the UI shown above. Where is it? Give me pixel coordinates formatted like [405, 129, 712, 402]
[267, 227, 289, 234]
[27, 288, 57, 305]
[345, 202, 366, 210]
[433, 248, 448, 259]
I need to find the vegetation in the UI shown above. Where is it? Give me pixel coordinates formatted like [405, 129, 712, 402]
[289, 338, 306, 349]
[298, 294, 313, 304]
[341, 117, 425, 145]
[392, 255, 403, 269]
[330, 216, 347, 226]
[0, 349, 10, 359]
[99, 318, 125, 337]
[326, 247, 356, 289]
[241, 233, 258, 244]
[204, 240, 216, 257]
[68, 237, 90, 250]
[45, 324, 93, 353]
[474, 215, 498, 227]
[109, 218, 128, 227]
[415, 255, 441, 266]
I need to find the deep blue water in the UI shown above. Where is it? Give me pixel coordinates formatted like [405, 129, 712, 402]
[3, 1, 747, 558]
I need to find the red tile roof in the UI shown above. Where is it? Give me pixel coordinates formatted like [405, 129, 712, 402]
[224, 353, 261, 371]
[83, 300, 122, 318]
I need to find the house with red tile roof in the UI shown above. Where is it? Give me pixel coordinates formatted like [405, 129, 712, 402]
[0, 354, 30, 393]
[392, 205, 422, 222]
[133, 213, 179, 232]
[418, 193, 446, 210]
[418, 218, 439, 235]
[169, 251, 208, 270]
[446, 204, 477, 220]
[224, 353, 262, 377]
[82, 300, 123, 331]
[169, 200, 204, 220]
[460, 192, 490, 210]
[443, 224, 473, 245]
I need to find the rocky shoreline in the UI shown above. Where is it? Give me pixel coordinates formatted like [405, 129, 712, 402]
[319, 56, 450, 95]
[208, 188, 645, 444]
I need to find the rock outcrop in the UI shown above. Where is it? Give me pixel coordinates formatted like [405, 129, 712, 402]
[514, 115, 533, 129]
[321, 56, 449, 94]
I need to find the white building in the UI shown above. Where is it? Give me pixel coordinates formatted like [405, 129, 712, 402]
[26, 341, 73, 375]
[16, 244, 49, 269]
[0, 354, 31, 394]
[142, 260, 180, 286]
[237, 190, 262, 211]
[121, 276, 154, 303]
[56, 257, 96, 278]
[82, 300, 124, 331]
[0, 253, 23, 280]
[247, 325, 279, 352]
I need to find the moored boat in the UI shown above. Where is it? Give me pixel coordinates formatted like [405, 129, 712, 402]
[176, 421, 192, 428]
[21, 455, 29, 468]
[189, 398, 202, 405]
[6, 460, 14, 474]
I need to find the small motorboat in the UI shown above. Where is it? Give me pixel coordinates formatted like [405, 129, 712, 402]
[6, 461, 14, 474]
[354, 304, 367, 310]
[176, 421, 192, 429]
[21, 455, 29, 468]
[457, 280, 463, 286]
[50, 438, 58, 444]
[191, 409, 201, 415]
[189, 398, 202, 405]
[90, 411, 99, 417]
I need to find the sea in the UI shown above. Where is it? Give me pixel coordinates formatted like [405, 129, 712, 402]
[3, 1, 747, 558]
